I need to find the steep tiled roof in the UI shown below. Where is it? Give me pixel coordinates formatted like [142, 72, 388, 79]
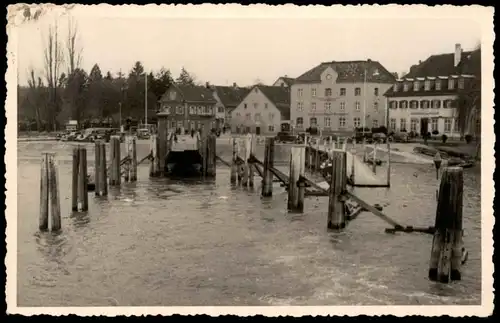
[257, 85, 291, 120]
[276, 76, 295, 86]
[160, 84, 217, 103]
[404, 51, 473, 78]
[294, 60, 396, 84]
[214, 86, 250, 108]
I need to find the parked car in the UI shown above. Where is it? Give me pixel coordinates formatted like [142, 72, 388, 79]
[137, 128, 151, 139]
[275, 131, 297, 143]
[372, 133, 387, 143]
[61, 131, 80, 141]
[390, 131, 410, 143]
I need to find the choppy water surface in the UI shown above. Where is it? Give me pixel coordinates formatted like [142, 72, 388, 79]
[17, 140, 482, 306]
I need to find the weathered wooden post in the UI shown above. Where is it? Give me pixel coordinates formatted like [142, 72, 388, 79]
[261, 137, 275, 197]
[205, 134, 216, 177]
[315, 140, 321, 171]
[230, 137, 238, 184]
[124, 136, 131, 182]
[130, 135, 138, 181]
[77, 147, 89, 211]
[71, 148, 79, 211]
[428, 167, 464, 283]
[97, 141, 108, 196]
[327, 150, 347, 230]
[237, 139, 243, 185]
[149, 134, 160, 177]
[39, 153, 49, 231]
[372, 141, 378, 174]
[433, 152, 442, 201]
[248, 134, 256, 187]
[48, 154, 61, 231]
[241, 135, 251, 187]
[109, 136, 121, 185]
[386, 139, 391, 187]
[94, 141, 102, 195]
[287, 146, 305, 213]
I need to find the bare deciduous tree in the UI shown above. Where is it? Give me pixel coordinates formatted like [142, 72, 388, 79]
[66, 17, 83, 75]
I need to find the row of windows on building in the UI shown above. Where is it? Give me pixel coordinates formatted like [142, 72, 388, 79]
[162, 106, 215, 115]
[234, 125, 277, 132]
[393, 77, 466, 92]
[389, 117, 459, 133]
[389, 99, 454, 109]
[167, 120, 216, 130]
[296, 87, 380, 98]
[234, 112, 276, 121]
[294, 117, 380, 129]
[296, 101, 381, 112]
[244, 102, 269, 109]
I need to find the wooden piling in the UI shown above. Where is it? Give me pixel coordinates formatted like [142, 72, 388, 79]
[241, 135, 251, 186]
[109, 136, 121, 185]
[39, 153, 49, 231]
[230, 137, 238, 184]
[262, 137, 275, 197]
[386, 139, 391, 187]
[124, 136, 130, 182]
[97, 141, 108, 196]
[428, 167, 464, 283]
[77, 147, 89, 211]
[71, 148, 79, 211]
[149, 134, 160, 177]
[48, 154, 61, 231]
[130, 136, 138, 181]
[287, 146, 305, 213]
[205, 134, 216, 177]
[315, 141, 321, 170]
[372, 142, 378, 174]
[327, 150, 347, 230]
[248, 134, 256, 187]
[94, 141, 102, 194]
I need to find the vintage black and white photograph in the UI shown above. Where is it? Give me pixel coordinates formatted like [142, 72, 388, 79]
[5, 4, 494, 316]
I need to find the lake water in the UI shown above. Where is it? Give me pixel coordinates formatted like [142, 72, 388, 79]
[16, 140, 481, 306]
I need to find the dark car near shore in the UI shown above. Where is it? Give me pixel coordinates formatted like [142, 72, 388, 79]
[275, 131, 297, 143]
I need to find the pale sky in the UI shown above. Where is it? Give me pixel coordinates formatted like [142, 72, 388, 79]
[13, 4, 487, 87]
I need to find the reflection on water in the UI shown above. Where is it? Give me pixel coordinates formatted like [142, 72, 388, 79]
[16, 141, 482, 306]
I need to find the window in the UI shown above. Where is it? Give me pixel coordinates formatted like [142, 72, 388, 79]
[297, 89, 303, 97]
[435, 80, 442, 90]
[420, 100, 430, 109]
[310, 117, 317, 127]
[410, 100, 418, 109]
[217, 106, 225, 113]
[264, 103, 268, 109]
[236, 112, 241, 118]
[324, 102, 331, 112]
[444, 118, 452, 132]
[340, 88, 346, 96]
[355, 101, 360, 111]
[400, 101, 408, 109]
[353, 117, 361, 128]
[324, 117, 331, 128]
[355, 87, 361, 96]
[297, 102, 304, 111]
[311, 102, 316, 111]
[410, 118, 418, 132]
[400, 118, 407, 131]
[448, 79, 455, 90]
[340, 102, 346, 111]
[268, 125, 274, 132]
[454, 118, 459, 131]
[269, 112, 275, 120]
[374, 87, 379, 96]
[389, 101, 397, 109]
[403, 83, 409, 92]
[373, 102, 379, 111]
[431, 100, 441, 109]
[339, 117, 346, 128]
[458, 78, 465, 89]
[177, 106, 185, 115]
[311, 88, 316, 97]
[245, 113, 251, 120]
[325, 88, 332, 97]
[189, 106, 196, 115]
[171, 121, 176, 128]
[445, 100, 453, 109]
[424, 80, 431, 91]
[255, 113, 261, 122]
[244, 103, 248, 109]
[296, 117, 303, 127]
[372, 119, 378, 128]
[431, 118, 438, 132]
[413, 81, 420, 91]
[390, 118, 397, 130]
[253, 103, 258, 109]
[393, 83, 399, 92]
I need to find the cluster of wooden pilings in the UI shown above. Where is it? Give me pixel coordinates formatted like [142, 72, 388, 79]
[220, 135, 467, 283]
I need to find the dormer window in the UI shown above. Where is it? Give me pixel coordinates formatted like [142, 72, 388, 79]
[448, 78, 455, 90]
[413, 81, 420, 91]
[458, 78, 465, 89]
[424, 80, 431, 91]
[403, 83, 409, 92]
[435, 80, 442, 91]
[393, 83, 399, 92]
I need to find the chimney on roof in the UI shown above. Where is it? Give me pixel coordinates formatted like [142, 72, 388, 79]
[454, 43, 462, 67]
[205, 82, 210, 88]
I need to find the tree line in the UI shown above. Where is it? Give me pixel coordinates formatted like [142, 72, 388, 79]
[17, 17, 198, 132]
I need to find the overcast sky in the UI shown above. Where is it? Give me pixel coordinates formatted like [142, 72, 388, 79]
[13, 4, 488, 86]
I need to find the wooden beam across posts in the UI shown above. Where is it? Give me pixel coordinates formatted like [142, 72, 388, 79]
[261, 137, 275, 197]
[327, 150, 347, 230]
[287, 146, 305, 213]
[230, 137, 238, 184]
[345, 191, 403, 228]
[428, 167, 464, 283]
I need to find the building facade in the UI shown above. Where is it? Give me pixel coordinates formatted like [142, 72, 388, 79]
[290, 60, 395, 135]
[157, 84, 217, 132]
[211, 83, 250, 130]
[272, 76, 295, 87]
[384, 43, 480, 138]
[230, 85, 290, 135]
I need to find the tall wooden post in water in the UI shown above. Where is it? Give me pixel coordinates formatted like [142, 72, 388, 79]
[261, 137, 275, 197]
[94, 141, 108, 196]
[39, 153, 49, 230]
[428, 167, 464, 283]
[72, 147, 89, 211]
[205, 134, 216, 177]
[109, 136, 121, 185]
[248, 134, 256, 187]
[149, 134, 160, 177]
[287, 146, 305, 213]
[230, 137, 238, 184]
[40, 153, 61, 231]
[328, 150, 347, 230]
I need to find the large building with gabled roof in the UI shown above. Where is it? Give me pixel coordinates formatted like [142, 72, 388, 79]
[211, 83, 250, 129]
[290, 59, 396, 134]
[230, 84, 291, 134]
[384, 43, 481, 138]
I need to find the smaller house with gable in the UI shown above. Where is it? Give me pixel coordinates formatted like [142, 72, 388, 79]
[211, 83, 250, 130]
[157, 84, 217, 133]
[272, 76, 295, 88]
[230, 85, 290, 135]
